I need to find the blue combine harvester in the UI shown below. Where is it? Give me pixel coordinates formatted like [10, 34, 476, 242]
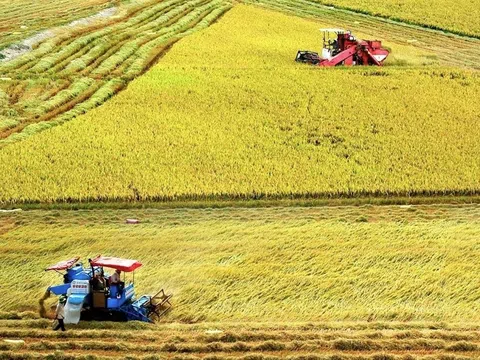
[45, 256, 172, 324]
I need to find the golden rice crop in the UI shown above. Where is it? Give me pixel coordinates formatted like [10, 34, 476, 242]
[248, 0, 480, 38]
[305, 0, 480, 37]
[1, 204, 480, 322]
[0, 0, 232, 146]
[0, 5, 479, 203]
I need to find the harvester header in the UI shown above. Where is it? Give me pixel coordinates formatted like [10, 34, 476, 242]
[296, 29, 389, 66]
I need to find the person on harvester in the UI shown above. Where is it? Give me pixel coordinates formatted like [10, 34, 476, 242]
[53, 296, 67, 331]
[91, 272, 106, 291]
[109, 269, 124, 298]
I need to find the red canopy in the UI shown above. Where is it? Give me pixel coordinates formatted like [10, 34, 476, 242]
[45, 257, 80, 271]
[89, 256, 142, 272]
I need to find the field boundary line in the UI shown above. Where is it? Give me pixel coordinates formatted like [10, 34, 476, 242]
[1, 195, 480, 210]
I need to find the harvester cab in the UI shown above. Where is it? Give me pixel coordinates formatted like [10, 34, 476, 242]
[296, 29, 389, 66]
[320, 28, 350, 59]
[44, 256, 172, 324]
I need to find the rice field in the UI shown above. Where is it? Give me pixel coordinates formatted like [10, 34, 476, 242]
[0, 0, 115, 50]
[0, 5, 479, 203]
[1, 1, 479, 359]
[1, 1, 480, 150]
[246, 0, 480, 68]
[1, 204, 480, 322]
[0, 0, 232, 146]
[1, 204, 480, 358]
[306, 0, 480, 37]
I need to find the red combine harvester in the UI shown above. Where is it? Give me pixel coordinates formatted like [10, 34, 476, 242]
[296, 29, 389, 66]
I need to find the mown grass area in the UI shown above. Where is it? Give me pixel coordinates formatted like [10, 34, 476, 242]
[2, 319, 480, 359]
[1, 5, 479, 203]
[1, 204, 479, 322]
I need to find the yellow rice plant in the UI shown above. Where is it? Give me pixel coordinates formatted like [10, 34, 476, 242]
[1, 205, 480, 322]
[307, 0, 480, 37]
[0, 5, 479, 203]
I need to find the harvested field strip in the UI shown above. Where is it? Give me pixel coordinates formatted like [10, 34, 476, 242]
[2, 321, 480, 339]
[36, 78, 95, 115]
[3, 337, 480, 353]
[90, 1, 216, 76]
[0, 81, 104, 140]
[246, 0, 480, 68]
[0, 0, 113, 49]
[121, 3, 225, 77]
[19, 0, 199, 73]
[49, 43, 100, 74]
[74, 1, 201, 75]
[35, 1, 190, 74]
[32, 79, 72, 103]
[0, 0, 232, 146]
[34, 1, 156, 51]
[3, 352, 480, 360]
[2, 322, 480, 359]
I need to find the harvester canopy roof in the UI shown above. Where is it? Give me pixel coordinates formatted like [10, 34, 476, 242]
[89, 256, 142, 272]
[45, 257, 80, 271]
[319, 28, 346, 33]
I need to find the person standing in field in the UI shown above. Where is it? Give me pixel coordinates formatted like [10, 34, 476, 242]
[53, 296, 67, 331]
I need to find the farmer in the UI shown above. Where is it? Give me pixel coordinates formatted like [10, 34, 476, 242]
[109, 269, 124, 298]
[91, 269, 106, 291]
[109, 269, 121, 285]
[53, 295, 67, 331]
